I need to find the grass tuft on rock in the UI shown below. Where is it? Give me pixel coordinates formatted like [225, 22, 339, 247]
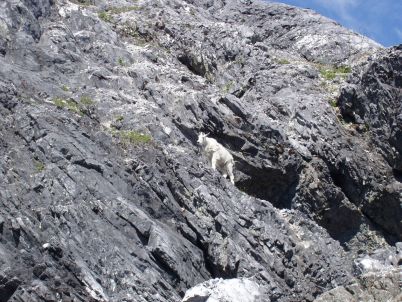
[277, 59, 290, 65]
[80, 96, 94, 106]
[329, 99, 338, 107]
[115, 115, 124, 122]
[52, 96, 94, 116]
[34, 160, 45, 172]
[52, 98, 81, 115]
[107, 6, 141, 14]
[98, 11, 113, 22]
[319, 65, 352, 80]
[119, 130, 152, 145]
[98, 6, 141, 23]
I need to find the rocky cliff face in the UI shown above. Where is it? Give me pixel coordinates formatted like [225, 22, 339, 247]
[0, 0, 400, 301]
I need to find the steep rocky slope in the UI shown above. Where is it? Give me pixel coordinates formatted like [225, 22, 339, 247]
[0, 0, 401, 301]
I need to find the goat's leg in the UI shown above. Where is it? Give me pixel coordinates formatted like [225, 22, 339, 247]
[227, 162, 235, 184]
[211, 153, 217, 170]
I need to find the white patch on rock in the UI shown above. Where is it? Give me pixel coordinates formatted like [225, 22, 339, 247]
[294, 34, 331, 50]
[101, 121, 112, 129]
[160, 122, 172, 136]
[182, 278, 261, 302]
[58, 2, 79, 18]
[354, 255, 396, 274]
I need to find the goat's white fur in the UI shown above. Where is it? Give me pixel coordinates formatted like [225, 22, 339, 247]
[197, 132, 235, 184]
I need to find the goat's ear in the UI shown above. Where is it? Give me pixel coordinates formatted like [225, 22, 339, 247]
[205, 132, 210, 136]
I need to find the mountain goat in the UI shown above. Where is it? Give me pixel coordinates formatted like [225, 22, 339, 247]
[197, 132, 235, 184]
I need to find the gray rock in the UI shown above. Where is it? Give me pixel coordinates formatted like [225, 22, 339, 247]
[0, 0, 400, 301]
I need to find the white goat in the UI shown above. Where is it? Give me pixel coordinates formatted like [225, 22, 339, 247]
[197, 132, 235, 184]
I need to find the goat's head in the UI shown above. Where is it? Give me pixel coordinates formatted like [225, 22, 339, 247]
[197, 132, 208, 145]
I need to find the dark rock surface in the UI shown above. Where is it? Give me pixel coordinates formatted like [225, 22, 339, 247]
[338, 47, 402, 241]
[0, 0, 400, 301]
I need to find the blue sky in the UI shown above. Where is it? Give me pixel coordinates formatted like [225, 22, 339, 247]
[266, 0, 402, 47]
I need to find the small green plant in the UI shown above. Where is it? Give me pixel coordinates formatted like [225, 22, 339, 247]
[118, 58, 125, 66]
[110, 129, 152, 145]
[320, 68, 337, 80]
[34, 160, 45, 172]
[222, 81, 234, 94]
[65, 99, 81, 114]
[364, 123, 370, 132]
[99, 5, 141, 22]
[329, 99, 338, 107]
[52, 97, 87, 115]
[61, 85, 69, 92]
[116, 21, 150, 46]
[108, 6, 140, 14]
[53, 97, 67, 108]
[115, 115, 124, 122]
[336, 66, 351, 74]
[319, 65, 351, 81]
[80, 96, 94, 106]
[120, 23, 137, 37]
[277, 59, 290, 65]
[98, 11, 113, 22]
[53, 98, 80, 114]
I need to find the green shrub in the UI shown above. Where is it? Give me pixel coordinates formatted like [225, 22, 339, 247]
[118, 58, 125, 66]
[61, 85, 69, 92]
[34, 160, 45, 172]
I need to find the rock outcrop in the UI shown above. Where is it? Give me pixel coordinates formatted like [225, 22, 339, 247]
[315, 244, 402, 302]
[314, 270, 402, 302]
[0, 0, 401, 301]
